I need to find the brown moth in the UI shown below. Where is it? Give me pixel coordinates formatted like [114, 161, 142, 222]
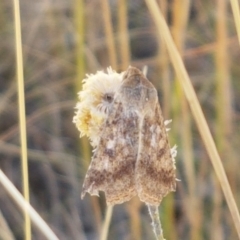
[81, 66, 176, 206]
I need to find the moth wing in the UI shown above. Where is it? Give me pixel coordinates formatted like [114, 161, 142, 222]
[81, 100, 138, 205]
[136, 104, 176, 206]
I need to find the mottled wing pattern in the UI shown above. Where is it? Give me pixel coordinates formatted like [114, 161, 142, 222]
[136, 103, 176, 206]
[81, 98, 139, 205]
[81, 66, 176, 206]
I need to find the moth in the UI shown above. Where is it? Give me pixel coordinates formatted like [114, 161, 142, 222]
[81, 66, 176, 206]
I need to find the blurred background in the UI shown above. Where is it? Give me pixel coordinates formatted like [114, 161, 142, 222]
[0, 0, 240, 239]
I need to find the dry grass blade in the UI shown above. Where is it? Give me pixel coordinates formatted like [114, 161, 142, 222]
[0, 211, 15, 240]
[100, 206, 113, 240]
[172, 1, 200, 239]
[0, 170, 59, 240]
[73, 0, 92, 173]
[211, 0, 231, 239]
[230, 0, 240, 45]
[117, 0, 130, 70]
[145, 0, 240, 238]
[13, 0, 31, 238]
[101, 0, 117, 69]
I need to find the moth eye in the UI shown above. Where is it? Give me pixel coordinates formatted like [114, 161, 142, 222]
[104, 93, 114, 103]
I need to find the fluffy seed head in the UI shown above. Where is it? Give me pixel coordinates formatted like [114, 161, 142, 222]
[73, 67, 123, 147]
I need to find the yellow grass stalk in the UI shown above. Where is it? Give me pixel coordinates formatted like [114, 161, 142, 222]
[212, 176, 223, 240]
[0, 170, 59, 240]
[212, 1, 232, 239]
[89, 197, 102, 235]
[126, 198, 142, 240]
[100, 205, 113, 240]
[13, 0, 31, 239]
[0, 211, 14, 240]
[73, 0, 91, 172]
[117, 0, 130, 70]
[230, 0, 240, 45]
[172, 1, 201, 239]
[157, 0, 171, 118]
[156, 2, 175, 239]
[216, 0, 232, 147]
[74, 0, 85, 91]
[161, 194, 176, 240]
[145, 0, 240, 238]
[101, 0, 117, 69]
[74, 0, 102, 234]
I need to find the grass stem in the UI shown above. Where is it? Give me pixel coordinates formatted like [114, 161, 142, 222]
[100, 205, 113, 240]
[13, 0, 31, 238]
[230, 0, 240, 45]
[0, 170, 59, 240]
[101, 0, 117, 69]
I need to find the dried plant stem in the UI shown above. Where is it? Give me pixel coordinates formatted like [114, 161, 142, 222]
[90, 197, 102, 235]
[126, 198, 142, 240]
[145, 0, 240, 238]
[211, 176, 223, 240]
[147, 204, 165, 240]
[156, 4, 175, 238]
[212, 1, 231, 239]
[230, 0, 240, 45]
[73, 5, 100, 234]
[157, 0, 170, 118]
[100, 206, 113, 240]
[101, 0, 117, 69]
[0, 170, 59, 240]
[161, 196, 176, 240]
[172, 1, 200, 239]
[74, 0, 85, 91]
[73, 0, 91, 167]
[215, 0, 232, 146]
[13, 0, 31, 239]
[0, 210, 15, 240]
[117, 0, 130, 70]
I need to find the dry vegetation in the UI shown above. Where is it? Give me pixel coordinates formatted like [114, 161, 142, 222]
[0, 0, 240, 239]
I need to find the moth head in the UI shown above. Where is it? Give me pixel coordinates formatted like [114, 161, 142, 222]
[104, 93, 114, 103]
[97, 92, 115, 114]
[122, 66, 155, 89]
